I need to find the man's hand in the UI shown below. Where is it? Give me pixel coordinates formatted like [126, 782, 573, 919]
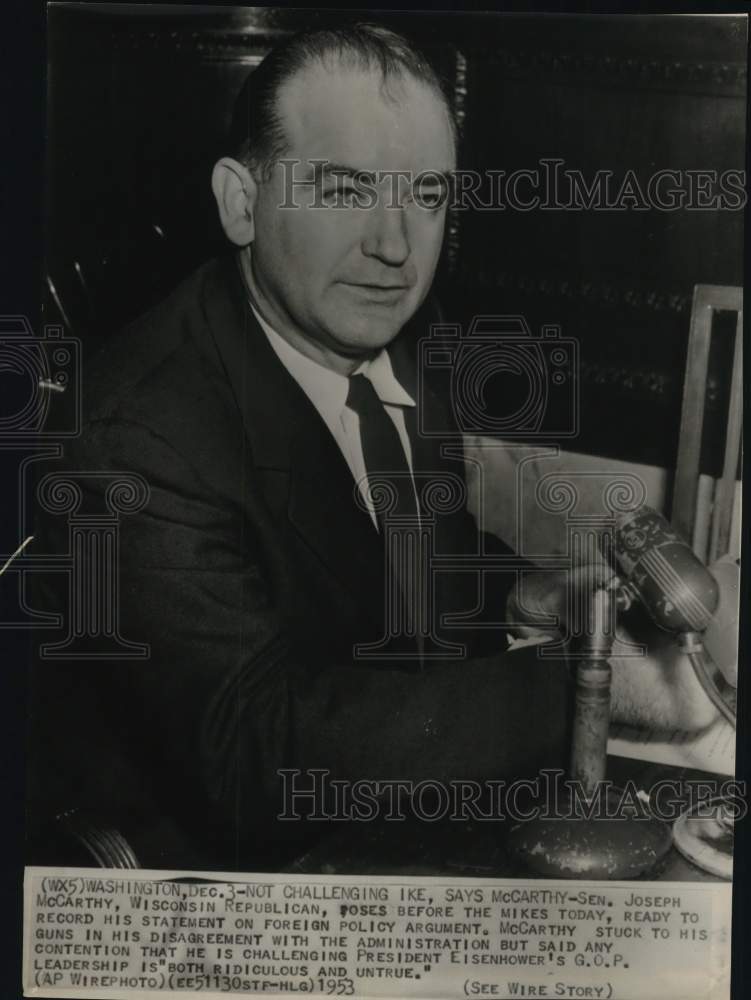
[506, 562, 615, 639]
[506, 563, 721, 732]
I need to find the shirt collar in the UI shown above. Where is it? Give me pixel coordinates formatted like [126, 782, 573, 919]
[250, 302, 415, 422]
[362, 349, 416, 409]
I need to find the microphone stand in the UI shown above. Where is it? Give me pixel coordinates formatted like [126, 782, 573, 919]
[570, 587, 614, 794]
[506, 583, 673, 879]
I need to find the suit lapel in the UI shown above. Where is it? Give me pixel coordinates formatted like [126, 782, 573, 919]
[202, 254, 386, 625]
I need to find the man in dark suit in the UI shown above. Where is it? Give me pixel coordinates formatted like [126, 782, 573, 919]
[30, 23, 717, 870]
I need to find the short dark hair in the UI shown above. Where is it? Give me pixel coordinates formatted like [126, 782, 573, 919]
[228, 22, 457, 177]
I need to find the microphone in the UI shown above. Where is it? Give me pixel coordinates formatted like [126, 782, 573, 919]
[612, 505, 734, 726]
[612, 505, 719, 633]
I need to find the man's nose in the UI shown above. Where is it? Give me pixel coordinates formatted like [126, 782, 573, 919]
[361, 201, 410, 267]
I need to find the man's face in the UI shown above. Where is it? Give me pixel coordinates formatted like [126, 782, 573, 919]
[249, 59, 456, 364]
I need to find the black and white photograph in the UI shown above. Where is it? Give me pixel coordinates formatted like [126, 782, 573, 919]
[3, 4, 748, 998]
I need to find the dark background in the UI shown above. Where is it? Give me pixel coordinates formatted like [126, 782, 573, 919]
[43, 5, 747, 470]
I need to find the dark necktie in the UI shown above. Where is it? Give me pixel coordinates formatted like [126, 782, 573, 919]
[346, 372, 419, 532]
[347, 373, 425, 661]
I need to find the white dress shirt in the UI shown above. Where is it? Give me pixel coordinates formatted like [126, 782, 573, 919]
[251, 304, 417, 528]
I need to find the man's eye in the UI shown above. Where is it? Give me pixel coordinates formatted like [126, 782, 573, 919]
[413, 185, 447, 210]
[322, 179, 357, 200]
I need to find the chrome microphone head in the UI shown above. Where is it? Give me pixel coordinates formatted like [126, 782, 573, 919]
[613, 505, 720, 633]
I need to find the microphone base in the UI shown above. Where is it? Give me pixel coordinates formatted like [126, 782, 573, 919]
[505, 787, 672, 880]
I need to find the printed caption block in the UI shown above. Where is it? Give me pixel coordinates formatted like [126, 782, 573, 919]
[23, 868, 731, 1000]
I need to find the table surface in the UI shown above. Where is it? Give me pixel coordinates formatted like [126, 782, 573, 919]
[286, 756, 730, 883]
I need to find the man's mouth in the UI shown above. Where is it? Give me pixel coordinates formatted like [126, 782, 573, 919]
[341, 282, 410, 300]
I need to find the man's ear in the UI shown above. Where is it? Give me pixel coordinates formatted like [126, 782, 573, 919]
[211, 157, 258, 246]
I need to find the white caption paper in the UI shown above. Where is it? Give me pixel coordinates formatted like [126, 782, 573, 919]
[24, 868, 730, 1000]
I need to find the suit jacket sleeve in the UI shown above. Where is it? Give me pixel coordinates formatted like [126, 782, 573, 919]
[34, 413, 572, 859]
